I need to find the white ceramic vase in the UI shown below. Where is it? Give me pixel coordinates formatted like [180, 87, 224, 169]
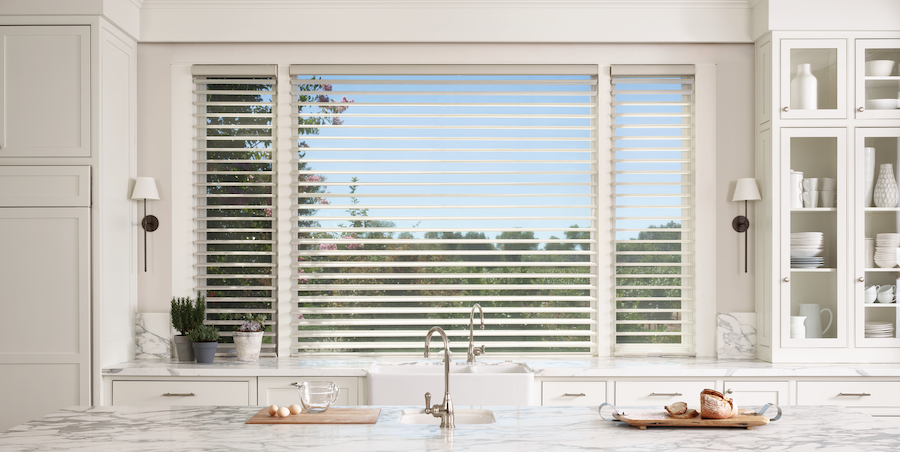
[790, 63, 817, 110]
[233, 331, 264, 361]
[864, 147, 876, 207]
[874, 163, 899, 208]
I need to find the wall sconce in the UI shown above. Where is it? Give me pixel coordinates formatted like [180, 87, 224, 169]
[131, 177, 160, 272]
[732, 178, 762, 273]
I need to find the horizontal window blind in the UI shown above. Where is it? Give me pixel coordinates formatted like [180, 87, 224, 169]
[193, 65, 277, 355]
[289, 65, 599, 355]
[611, 65, 696, 356]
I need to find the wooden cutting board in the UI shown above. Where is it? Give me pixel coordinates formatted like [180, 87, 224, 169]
[245, 407, 381, 424]
[615, 409, 769, 430]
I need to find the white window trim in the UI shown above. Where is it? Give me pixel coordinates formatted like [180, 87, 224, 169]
[169, 62, 715, 358]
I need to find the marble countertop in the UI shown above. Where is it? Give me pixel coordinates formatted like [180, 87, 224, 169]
[2, 405, 899, 451]
[102, 356, 900, 378]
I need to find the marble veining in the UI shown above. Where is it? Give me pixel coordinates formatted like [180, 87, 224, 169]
[1, 405, 898, 452]
[134, 313, 171, 360]
[717, 312, 757, 359]
[102, 355, 900, 378]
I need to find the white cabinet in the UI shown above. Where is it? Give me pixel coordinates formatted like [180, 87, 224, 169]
[779, 39, 847, 120]
[614, 380, 714, 406]
[258, 377, 361, 407]
[855, 39, 900, 120]
[0, 26, 91, 157]
[0, 167, 91, 430]
[797, 380, 900, 422]
[541, 381, 606, 406]
[722, 381, 789, 408]
[112, 380, 253, 406]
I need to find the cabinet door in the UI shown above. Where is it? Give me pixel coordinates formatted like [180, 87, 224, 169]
[0, 207, 90, 430]
[780, 128, 848, 348]
[0, 26, 91, 157]
[112, 381, 251, 406]
[855, 39, 900, 119]
[615, 380, 715, 407]
[258, 377, 359, 407]
[854, 128, 900, 348]
[780, 39, 847, 119]
[542, 381, 606, 406]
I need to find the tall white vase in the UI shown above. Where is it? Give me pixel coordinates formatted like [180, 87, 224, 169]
[790, 63, 818, 110]
[864, 147, 876, 207]
[874, 163, 899, 208]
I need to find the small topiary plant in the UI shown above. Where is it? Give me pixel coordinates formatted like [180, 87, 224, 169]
[171, 292, 206, 336]
[188, 324, 219, 343]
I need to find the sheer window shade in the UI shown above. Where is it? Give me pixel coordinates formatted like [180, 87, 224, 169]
[289, 65, 599, 355]
[193, 65, 277, 355]
[611, 65, 696, 356]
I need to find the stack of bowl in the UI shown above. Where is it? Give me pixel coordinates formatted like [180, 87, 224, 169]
[875, 233, 900, 268]
[791, 232, 824, 268]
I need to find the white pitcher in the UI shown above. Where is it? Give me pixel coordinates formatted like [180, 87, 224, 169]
[790, 171, 804, 209]
[790, 316, 807, 339]
[798, 303, 833, 338]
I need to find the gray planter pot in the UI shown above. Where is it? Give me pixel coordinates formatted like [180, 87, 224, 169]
[192, 341, 218, 364]
[173, 335, 194, 362]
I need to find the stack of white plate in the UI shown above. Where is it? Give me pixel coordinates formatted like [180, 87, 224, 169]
[865, 321, 895, 338]
[791, 232, 824, 268]
[874, 233, 900, 268]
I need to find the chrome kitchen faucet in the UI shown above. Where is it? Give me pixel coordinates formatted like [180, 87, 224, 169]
[467, 303, 485, 363]
[423, 326, 455, 428]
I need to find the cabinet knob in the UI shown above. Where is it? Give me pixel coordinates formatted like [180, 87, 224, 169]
[783, 277, 790, 282]
[725, 389, 733, 395]
[858, 107, 865, 113]
[858, 277, 865, 282]
[782, 106, 790, 112]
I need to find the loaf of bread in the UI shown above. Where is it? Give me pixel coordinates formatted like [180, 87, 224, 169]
[700, 389, 737, 419]
[664, 401, 699, 419]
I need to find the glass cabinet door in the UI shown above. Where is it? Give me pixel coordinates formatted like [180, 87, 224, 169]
[855, 128, 900, 347]
[855, 39, 900, 119]
[781, 128, 847, 348]
[780, 39, 847, 119]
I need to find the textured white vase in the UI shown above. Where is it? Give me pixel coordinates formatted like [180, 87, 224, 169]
[864, 147, 876, 207]
[233, 331, 264, 361]
[790, 63, 817, 110]
[874, 163, 899, 208]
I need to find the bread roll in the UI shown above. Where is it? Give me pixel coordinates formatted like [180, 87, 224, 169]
[700, 389, 737, 419]
[665, 401, 699, 419]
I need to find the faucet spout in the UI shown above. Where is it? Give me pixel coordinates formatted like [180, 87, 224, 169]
[467, 304, 485, 363]
[424, 326, 454, 428]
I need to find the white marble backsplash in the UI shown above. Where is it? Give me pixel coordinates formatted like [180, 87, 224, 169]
[717, 312, 757, 359]
[135, 313, 171, 360]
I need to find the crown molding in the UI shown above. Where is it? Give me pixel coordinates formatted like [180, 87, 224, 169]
[140, 0, 753, 10]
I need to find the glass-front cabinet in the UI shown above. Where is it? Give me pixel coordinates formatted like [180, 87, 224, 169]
[856, 39, 900, 119]
[780, 39, 847, 119]
[781, 128, 847, 348]
[855, 128, 900, 347]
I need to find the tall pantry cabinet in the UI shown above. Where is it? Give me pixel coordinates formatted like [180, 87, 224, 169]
[755, 32, 900, 363]
[0, 19, 138, 429]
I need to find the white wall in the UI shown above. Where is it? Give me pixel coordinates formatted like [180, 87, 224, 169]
[136, 42, 757, 322]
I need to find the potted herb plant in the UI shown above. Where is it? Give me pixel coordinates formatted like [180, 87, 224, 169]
[233, 314, 267, 362]
[170, 292, 205, 361]
[189, 325, 219, 364]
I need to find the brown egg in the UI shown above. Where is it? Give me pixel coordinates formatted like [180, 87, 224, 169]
[288, 404, 302, 415]
[277, 406, 291, 418]
[267, 405, 279, 416]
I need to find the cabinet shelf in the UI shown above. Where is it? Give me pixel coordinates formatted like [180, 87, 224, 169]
[864, 208, 900, 212]
[866, 268, 900, 272]
[790, 267, 834, 272]
[791, 208, 837, 212]
[863, 303, 897, 307]
[864, 76, 900, 81]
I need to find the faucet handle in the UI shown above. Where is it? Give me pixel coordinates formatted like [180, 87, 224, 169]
[424, 392, 433, 414]
[474, 345, 485, 356]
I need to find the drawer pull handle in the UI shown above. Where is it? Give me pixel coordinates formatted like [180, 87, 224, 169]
[563, 393, 586, 397]
[649, 392, 682, 396]
[162, 393, 195, 397]
[837, 393, 871, 397]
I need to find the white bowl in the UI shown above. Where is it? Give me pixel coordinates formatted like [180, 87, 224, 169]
[791, 249, 823, 258]
[866, 99, 898, 110]
[866, 60, 896, 77]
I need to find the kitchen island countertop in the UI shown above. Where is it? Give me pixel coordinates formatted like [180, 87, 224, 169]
[2, 405, 899, 451]
[103, 356, 900, 378]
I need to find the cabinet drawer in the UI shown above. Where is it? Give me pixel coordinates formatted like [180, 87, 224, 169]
[112, 381, 251, 406]
[258, 377, 359, 407]
[542, 381, 606, 406]
[615, 381, 715, 407]
[797, 381, 900, 407]
[722, 381, 789, 407]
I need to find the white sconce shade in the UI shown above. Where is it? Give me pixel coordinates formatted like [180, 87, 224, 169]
[732, 178, 761, 202]
[131, 177, 160, 201]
